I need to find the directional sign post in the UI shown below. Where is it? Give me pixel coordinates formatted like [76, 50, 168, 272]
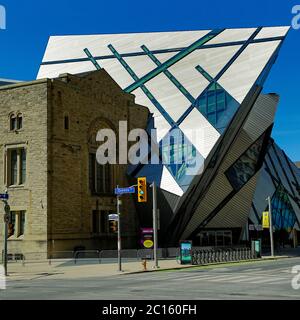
[114, 186, 135, 195]
[1, 194, 9, 276]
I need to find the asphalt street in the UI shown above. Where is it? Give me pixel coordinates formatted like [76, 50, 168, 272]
[1, 257, 300, 300]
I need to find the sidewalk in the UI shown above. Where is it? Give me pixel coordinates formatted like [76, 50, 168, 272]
[6, 252, 296, 282]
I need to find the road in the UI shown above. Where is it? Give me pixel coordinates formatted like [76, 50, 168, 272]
[1, 257, 300, 300]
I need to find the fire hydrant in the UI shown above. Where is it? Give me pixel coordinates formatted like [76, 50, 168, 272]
[142, 259, 147, 271]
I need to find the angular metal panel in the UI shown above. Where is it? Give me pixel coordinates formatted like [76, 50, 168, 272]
[218, 41, 281, 103]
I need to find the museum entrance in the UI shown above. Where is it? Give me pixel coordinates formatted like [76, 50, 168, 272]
[199, 230, 233, 247]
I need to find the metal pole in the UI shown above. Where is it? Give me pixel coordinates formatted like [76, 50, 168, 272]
[3, 220, 8, 276]
[152, 181, 159, 269]
[2, 199, 9, 277]
[117, 188, 122, 272]
[268, 196, 275, 257]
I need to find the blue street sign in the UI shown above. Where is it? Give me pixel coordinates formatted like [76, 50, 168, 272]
[108, 214, 119, 221]
[114, 186, 135, 195]
[0, 193, 9, 200]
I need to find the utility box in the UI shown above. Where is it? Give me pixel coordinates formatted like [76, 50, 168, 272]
[179, 241, 193, 265]
[251, 239, 261, 258]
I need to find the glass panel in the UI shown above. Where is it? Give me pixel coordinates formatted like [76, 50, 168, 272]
[100, 210, 107, 233]
[96, 163, 103, 193]
[19, 211, 25, 236]
[195, 82, 239, 133]
[89, 154, 95, 193]
[20, 149, 26, 184]
[10, 212, 16, 237]
[10, 150, 18, 185]
[92, 210, 100, 233]
[226, 133, 266, 190]
[17, 116, 23, 130]
[10, 116, 16, 131]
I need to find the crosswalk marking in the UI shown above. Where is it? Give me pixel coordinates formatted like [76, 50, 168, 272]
[119, 270, 292, 286]
[210, 275, 247, 282]
[250, 277, 287, 284]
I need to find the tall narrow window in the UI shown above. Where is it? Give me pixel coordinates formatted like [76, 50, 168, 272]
[89, 153, 111, 194]
[100, 210, 107, 233]
[10, 150, 18, 185]
[7, 148, 27, 186]
[19, 211, 26, 236]
[9, 212, 16, 237]
[20, 149, 26, 184]
[8, 211, 26, 238]
[17, 114, 23, 130]
[92, 210, 100, 233]
[10, 115, 16, 131]
[64, 115, 69, 130]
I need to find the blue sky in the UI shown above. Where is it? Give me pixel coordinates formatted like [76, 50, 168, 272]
[0, 0, 299, 160]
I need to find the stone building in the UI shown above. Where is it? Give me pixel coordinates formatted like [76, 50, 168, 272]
[0, 70, 149, 259]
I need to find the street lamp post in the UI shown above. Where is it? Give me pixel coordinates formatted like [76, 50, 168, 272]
[267, 196, 275, 257]
[151, 181, 159, 269]
[116, 186, 122, 272]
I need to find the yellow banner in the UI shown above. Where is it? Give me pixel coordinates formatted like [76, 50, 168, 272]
[262, 211, 269, 228]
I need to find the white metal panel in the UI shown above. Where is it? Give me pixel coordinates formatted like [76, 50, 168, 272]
[160, 166, 184, 196]
[167, 46, 242, 96]
[124, 55, 157, 78]
[255, 26, 290, 40]
[154, 52, 178, 63]
[218, 41, 281, 103]
[145, 73, 191, 122]
[39, 30, 211, 64]
[207, 28, 257, 45]
[167, 50, 210, 99]
[37, 61, 95, 79]
[179, 108, 220, 158]
[196, 45, 242, 78]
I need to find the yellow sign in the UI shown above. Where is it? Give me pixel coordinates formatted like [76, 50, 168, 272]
[262, 211, 269, 228]
[143, 240, 154, 248]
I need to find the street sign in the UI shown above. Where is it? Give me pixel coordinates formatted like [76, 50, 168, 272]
[249, 224, 263, 231]
[140, 228, 154, 248]
[114, 186, 135, 195]
[0, 193, 9, 200]
[262, 211, 270, 228]
[143, 239, 154, 248]
[108, 214, 119, 221]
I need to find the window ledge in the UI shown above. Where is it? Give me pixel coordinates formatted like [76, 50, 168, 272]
[8, 184, 26, 190]
[8, 236, 24, 241]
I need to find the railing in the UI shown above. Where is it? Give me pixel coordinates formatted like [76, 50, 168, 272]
[4, 246, 258, 266]
[191, 247, 255, 265]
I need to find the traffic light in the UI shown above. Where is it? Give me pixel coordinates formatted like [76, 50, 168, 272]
[109, 220, 118, 233]
[137, 177, 147, 203]
[7, 223, 14, 237]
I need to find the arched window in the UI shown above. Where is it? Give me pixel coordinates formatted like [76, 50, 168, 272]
[17, 113, 23, 130]
[9, 113, 23, 131]
[88, 118, 115, 195]
[10, 114, 16, 131]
